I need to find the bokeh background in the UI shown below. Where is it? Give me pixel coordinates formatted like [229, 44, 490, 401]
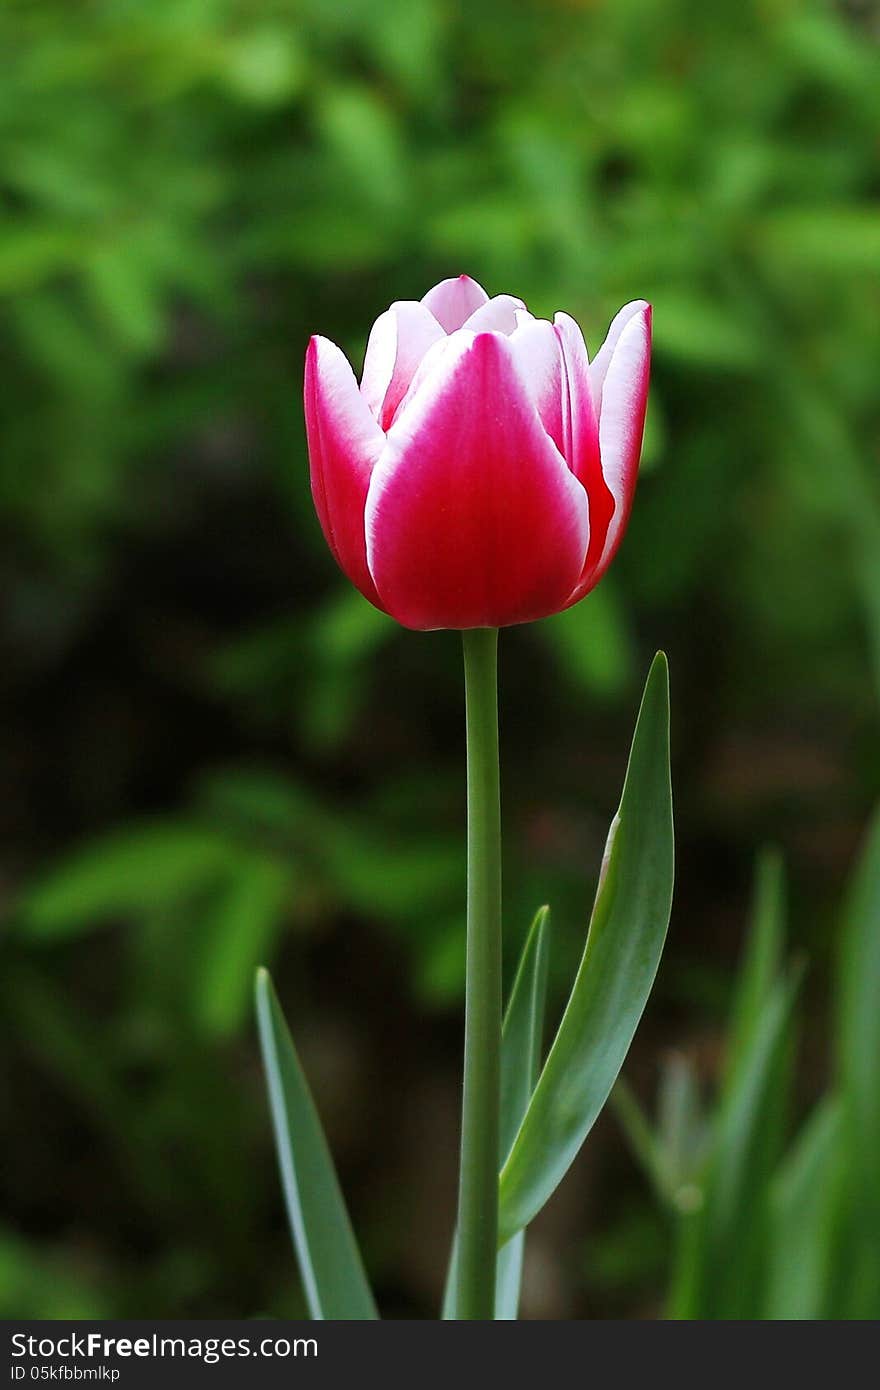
[2, 0, 879, 1319]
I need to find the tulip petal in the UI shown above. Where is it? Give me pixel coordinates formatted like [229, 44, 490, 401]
[304, 336, 386, 606]
[360, 302, 445, 431]
[462, 294, 526, 336]
[554, 312, 613, 580]
[421, 274, 489, 332]
[594, 303, 651, 571]
[564, 302, 651, 604]
[553, 313, 602, 481]
[388, 333, 465, 426]
[364, 332, 590, 630]
[589, 300, 651, 412]
[509, 317, 566, 455]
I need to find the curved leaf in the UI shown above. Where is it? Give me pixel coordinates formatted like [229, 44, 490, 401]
[496, 905, 551, 1318]
[500, 905, 552, 1163]
[255, 968, 378, 1319]
[498, 653, 673, 1245]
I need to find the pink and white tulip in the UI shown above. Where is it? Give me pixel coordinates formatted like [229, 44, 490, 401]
[304, 275, 651, 631]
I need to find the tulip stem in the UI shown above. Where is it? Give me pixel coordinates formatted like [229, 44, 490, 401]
[455, 626, 503, 1320]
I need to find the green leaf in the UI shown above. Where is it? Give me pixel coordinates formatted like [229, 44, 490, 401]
[498, 653, 674, 1245]
[835, 807, 880, 1315]
[85, 245, 164, 355]
[670, 969, 800, 1319]
[655, 1052, 708, 1208]
[610, 1077, 666, 1200]
[443, 906, 551, 1319]
[17, 822, 240, 940]
[767, 1094, 844, 1320]
[499, 906, 552, 1162]
[724, 848, 786, 1088]
[613, 1055, 707, 1215]
[837, 807, 880, 1199]
[255, 969, 377, 1320]
[669, 861, 796, 1318]
[496, 905, 551, 1318]
[196, 860, 290, 1037]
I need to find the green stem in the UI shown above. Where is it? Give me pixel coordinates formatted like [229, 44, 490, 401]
[455, 627, 502, 1319]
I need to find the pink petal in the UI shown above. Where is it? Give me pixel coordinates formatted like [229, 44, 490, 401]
[421, 274, 489, 332]
[565, 302, 651, 605]
[462, 293, 526, 335]
[304, 336, 387, 607]
[589, 299, 650, 412]
[554, 312, 613, 580]
[595, 304, 651, 566]
[387, 333, 465, 426]
[360, 301, 445, 431]
[363, 332, 590, 630]
[509, 316, 566, 455]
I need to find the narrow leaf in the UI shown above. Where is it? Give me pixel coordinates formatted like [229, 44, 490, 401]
[498, 653, 674, 1245]
[613, 1057, 707, 1216]
[17, 822, 239, 940]
[255, 968, 378, 1319]
[766, 1094, 844, 1320]
[656, 1052, 708, 1207]
[724, 848, 785, 1087]
[837, 807, 880, 1191]
[198, 860, 289, 1037]
[496, 906, 551, 1318]
[670, 969, 800, 1319]
[672, 846, 791, 1316]
[611, 1077, 667, 1202]
[500, 906, 552, 1161]
[835, 806, 880, 1316]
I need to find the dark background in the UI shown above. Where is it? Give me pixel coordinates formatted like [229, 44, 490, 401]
[1, 0, 878, 1318]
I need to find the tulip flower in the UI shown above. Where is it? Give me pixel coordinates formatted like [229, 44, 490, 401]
[305, 275, 651, 631]
[287, 275, 666, 1324]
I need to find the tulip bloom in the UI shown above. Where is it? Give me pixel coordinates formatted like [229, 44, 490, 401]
[304, 275, 650, 631]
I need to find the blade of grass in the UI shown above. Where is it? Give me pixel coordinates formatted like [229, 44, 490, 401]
[766, 1094, 844, 1320]
[724, 848, 785, 1087]
[255, 968, 377, 1320]
[670, 968, 800, 1319]
[835, 807, 880, 1317]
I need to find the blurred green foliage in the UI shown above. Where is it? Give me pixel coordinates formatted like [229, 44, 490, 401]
[1, 0, 878, 1317]
[616, 825, 880, 1319]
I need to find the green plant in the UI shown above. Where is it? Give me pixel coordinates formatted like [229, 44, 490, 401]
[615, 826, 880, 1319]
